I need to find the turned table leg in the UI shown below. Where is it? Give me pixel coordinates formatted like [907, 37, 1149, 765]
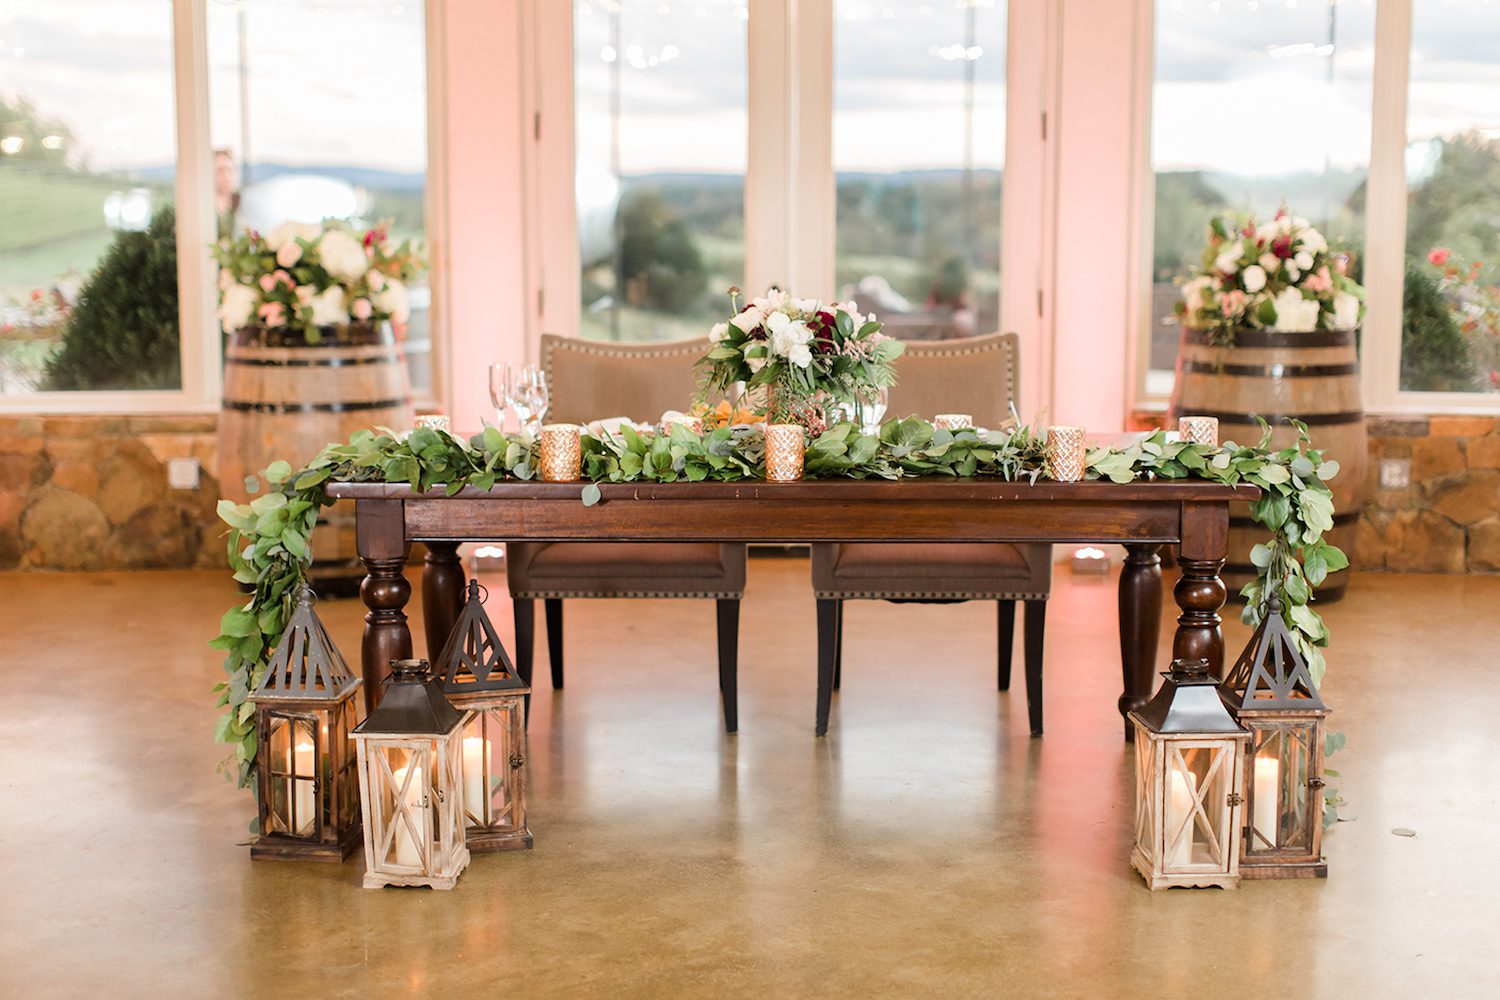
[1118, 543, 1162, 741]
[356, 499, 412, 712]
[1175, 502, 1230, 678]
[422, 541, 466, 661]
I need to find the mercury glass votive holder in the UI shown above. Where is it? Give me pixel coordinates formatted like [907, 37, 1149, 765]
[1178, 415, 1220, 448]
[538, 423, 582, 482]
[934, 413, 973, 431]
[1047, 425, 1087, 483]
[668, 416, 705, 435]
[764, 424, 805, 482]
[414, 414, 452, 434]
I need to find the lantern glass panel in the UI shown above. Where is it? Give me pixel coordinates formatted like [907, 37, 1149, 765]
[1248, 722, 1317, 855]
[369, 745, 437, 871]
[266, 716, 292, 835]
[1164, 744, 1234, 868]
[1134, 732, 1155, 862]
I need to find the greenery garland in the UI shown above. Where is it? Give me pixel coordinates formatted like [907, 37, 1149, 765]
[211, 417, 1345, 804]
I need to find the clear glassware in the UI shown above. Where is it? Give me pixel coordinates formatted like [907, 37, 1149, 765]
[853, 385, 888, 436]
[488, 363, 514, 430]
[509, 364, 549, 436]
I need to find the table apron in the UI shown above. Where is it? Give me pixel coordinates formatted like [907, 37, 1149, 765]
[400, 497, 1201, 545]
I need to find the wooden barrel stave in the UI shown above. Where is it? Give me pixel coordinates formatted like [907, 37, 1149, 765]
[1170, 327, 1366, 602]
[219, 324, 412, 594]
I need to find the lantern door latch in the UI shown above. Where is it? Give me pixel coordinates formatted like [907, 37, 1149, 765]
[1227, 792, 1244, 807]
[1308, 777, 1326, 789]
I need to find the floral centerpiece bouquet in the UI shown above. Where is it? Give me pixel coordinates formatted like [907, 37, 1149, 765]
[214, 220, 424, 343]
[1177, 209, 1364, 344]
[698, 287, 903, 432]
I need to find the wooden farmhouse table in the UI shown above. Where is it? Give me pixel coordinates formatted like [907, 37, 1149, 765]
[326, 477, 1261, 739]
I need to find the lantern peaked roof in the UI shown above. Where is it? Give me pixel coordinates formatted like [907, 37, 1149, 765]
[1220, 596, 1327, 713]
[253, 587, 362, 703]
[353, 659, 465, 736]
[438, 580, 528, 695]
[1136, 658, 1246, 735]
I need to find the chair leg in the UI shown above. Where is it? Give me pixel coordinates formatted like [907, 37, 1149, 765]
[544, 598, 565, 690]
[1023, 600, 1047, 737]
[833, 599, 844, 692]
[513, 599, 535, 688]
[816, 599, 839, 736]
[716, 599, 740, 734]
[996, 600, 1017, 691]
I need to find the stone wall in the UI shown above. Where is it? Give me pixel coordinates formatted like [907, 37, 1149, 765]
[0, 414, 222, 571]
[1359, 415, 1500, 574]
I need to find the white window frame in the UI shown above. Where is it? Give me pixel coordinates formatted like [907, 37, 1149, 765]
[527, 0, 1055, 410]
[3, 0, 449, 415]
[1129, 0, 1500, 416]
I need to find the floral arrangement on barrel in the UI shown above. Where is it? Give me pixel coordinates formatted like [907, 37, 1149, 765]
[698, 287, 904, 433]
[1177, 209, 1364, 344]
[1426, 247, 1500, 391]
[213, 220, 424, 343]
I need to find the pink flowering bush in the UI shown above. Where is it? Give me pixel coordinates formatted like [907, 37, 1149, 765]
[1426, 248, 1500, 392]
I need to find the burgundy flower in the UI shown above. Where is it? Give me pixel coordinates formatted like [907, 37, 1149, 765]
[1272, 235, 1293, 259]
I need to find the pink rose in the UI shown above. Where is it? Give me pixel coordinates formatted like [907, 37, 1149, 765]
[276, 241, 303, 268]
[1304, 266, 1332, 292]
[258, 273, 277, 293]
[1221, 290, 1247, 316]
[1428, 248, 1451, 267]
[257, 301, 287, 327]
[273, 269, 295, 288]
[351, 297, 373, 321]
[1334, 254, 1349, 275]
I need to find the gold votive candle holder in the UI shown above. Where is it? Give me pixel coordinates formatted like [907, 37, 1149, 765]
[764, 424, 805, 482]
[934, 413, 973, 431]
[414, 414, 451, 434]
[1046, 425, 1087, 483]
[1178, 415, 1219, 448]
[538, 423, 582, 482]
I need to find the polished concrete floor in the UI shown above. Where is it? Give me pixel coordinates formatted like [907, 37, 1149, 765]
[1, 557, 1497, 998]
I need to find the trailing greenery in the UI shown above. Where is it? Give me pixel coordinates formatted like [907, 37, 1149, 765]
[210, 418, 1343, 795]
[43, 205, 181, 390]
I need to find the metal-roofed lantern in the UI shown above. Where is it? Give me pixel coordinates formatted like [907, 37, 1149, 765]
[439, 580, 533, 852]
[250, 586, 362, 861]
[352, 658, 470, 890]
[1221, 596, 1332, 879]
[1129, 658, 1250, 891]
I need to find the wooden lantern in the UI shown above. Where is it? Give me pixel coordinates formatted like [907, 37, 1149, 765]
[1129, 658, 1249, 891]
[250, 587, 362, 861]
[352, 658, 471, 890]
[438, 580, 534, 852]
[1221, 596, 1332, 879]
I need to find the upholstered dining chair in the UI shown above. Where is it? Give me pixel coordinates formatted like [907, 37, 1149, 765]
[507, 334, 748, 731]
[809, 332, 1053, 737]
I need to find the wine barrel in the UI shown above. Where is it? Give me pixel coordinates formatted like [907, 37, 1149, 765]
[1169, 326, 1366, 603]
[219, 323, 412, 594]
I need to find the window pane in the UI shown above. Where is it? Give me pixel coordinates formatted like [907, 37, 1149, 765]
[1149, 0, 1375, 396]
[0, 0, 179, 394]
[207, 0, 431, 394]
[1401, 0, 1500, 394]
[574, 0, 748, 342]
[835, 0, 1006, 342]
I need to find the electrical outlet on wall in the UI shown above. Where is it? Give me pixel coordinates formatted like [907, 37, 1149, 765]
[1379, 458, 1410, 491]
[168, 457, 201, 491]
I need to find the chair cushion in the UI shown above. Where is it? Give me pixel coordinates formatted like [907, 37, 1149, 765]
[507, 542, 746, 599]
[833, 543, 1031, 579]
[812, 542, 1053, 600]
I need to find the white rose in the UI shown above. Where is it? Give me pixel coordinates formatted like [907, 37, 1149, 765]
[1284, 260, 1301, 282]
[309, 285, 349, 327]
[317, 229, 369, 283]
[1294, 250, 1314, 271]
[1332, 292, 1361, 331]
[372, 278, 410, 324]
[365, 268, 387, 292]
[786, 319, 812, 345]
[265, 221, 322, 252]
[294, 285, 316, 306]
[1301, 227, 1327, 254]
[1214, 240, 1243, 274]
[709, 322, 729, 343]
[756, 288, 787, 311]
[793, 297, 821, 314]
[1259, 252, 1279, 273]
[1242, 265, 1267, 293]
[730, 304, 764, 334]
[747, 355, 767, 373]
[1271, 287, 1319, 333]
[1182, 276, 1212, 313]
[218, 283, 258, 331]
[787, 343, 813, 369]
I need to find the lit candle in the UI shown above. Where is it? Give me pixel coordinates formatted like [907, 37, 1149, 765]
[462, 735, 488, 827]
[390, 763, 428, 869]
[288, 740, 316, 836]
[1166, 768, 1199, 867]
[1253, 755, 1280, 850]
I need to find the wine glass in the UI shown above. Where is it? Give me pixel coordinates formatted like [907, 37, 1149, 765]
[488, 363, 514, 430]
[509, 364, 549, 436]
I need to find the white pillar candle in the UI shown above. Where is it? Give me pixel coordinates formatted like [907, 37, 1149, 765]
[1253, 755, 1281, 850]
[390, 764, 428, 869]
[462, 735, 488, 827]
[1166, 768, 1199, 867]
[289, 740, 316, 836]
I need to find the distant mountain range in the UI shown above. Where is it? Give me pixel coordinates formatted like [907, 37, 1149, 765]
[133, 162, 425, 190]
